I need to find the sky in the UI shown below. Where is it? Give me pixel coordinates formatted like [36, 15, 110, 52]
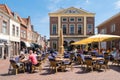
[0, 0, 120, 39]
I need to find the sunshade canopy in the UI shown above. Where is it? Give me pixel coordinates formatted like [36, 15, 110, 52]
[72, 34, 120, 45]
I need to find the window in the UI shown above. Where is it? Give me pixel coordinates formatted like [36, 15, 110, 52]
[62, 18, 67, 22]
[21, 30, 23, 38]
[87, 24, 93, 34]
[62, 24, 67, 34]
[69, 24, 74, 34]
[16, 27, 19, 36]
[52, 41, 57, 50]
[100, 28, 106, 34]
[12, 25, 15, 36]
[77, 24, 83, 34]
[77, 18, 83, 22]
[52, 24, 57, 35]
[2, 21, 7, 34]
[111, 24, 115, 32]
[69, 17, 75, 22]
[24, 31, 26, 38]
[21, 30, 26, 38]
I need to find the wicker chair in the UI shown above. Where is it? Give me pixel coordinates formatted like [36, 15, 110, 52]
[32, 62, 42, 72]
[96, 58, 109, 71]
[9, 60, 25, 75]
[84, 58, 94, 72]
[62, 61, 73, 71]
[77, 56, 84, 67]
[49, 59, 61, 73]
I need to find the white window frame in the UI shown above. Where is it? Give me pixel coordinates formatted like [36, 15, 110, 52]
[69, 24, 75, 34]
[100, 28, 106, 34]
[77, 24, 83, 34]
[69, 17, 75, 22]
[62, 24, 67, 34]
[12, 25, 15, 36]
[52, 24, 57, 35]
[16, 27, 19, 37]
[2, 21, 7, 34]
[62, 17, 67, 22]
[111, 24, 115, 32]
[87, 24, 93, 34]
[77, 17, 83, 22]
[52, 41, 57, 50]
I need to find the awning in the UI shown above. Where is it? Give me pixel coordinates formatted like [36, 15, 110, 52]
[0, 39, 7, 43]
[20, 41, 31, 47]
[25, 42, 31, 47]
[32, 43, 40, 48]
[30, 43, 35, 48]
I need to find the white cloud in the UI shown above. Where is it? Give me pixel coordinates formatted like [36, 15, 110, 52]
[114, 0, 120, 9]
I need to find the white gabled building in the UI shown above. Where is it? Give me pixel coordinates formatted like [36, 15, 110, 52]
[0, 4, 11, 59]
[9, 12, 20, 56]
[0, 4, 21, 59]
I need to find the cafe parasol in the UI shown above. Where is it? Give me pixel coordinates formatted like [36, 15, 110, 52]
[58, 28, 64, 57]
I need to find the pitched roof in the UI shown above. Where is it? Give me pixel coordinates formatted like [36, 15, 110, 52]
[97, 12, 120, 28]
[22, 18, 28, 25]
[0, 4, 12, 16]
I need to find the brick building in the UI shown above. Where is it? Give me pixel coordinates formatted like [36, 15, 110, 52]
[49, 7, 95, 50]
[97, 12, 120, 49]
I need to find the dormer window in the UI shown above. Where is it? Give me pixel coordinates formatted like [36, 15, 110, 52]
[13, 12, 18, 20]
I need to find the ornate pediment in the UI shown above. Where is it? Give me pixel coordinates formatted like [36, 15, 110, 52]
[51, 7, 94, 15]
[64, 9, 80, 14]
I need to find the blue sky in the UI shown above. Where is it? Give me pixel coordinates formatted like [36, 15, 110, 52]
[1, 0, 120, 39]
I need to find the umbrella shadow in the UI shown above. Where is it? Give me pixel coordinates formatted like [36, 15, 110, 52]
[75, 67, 105, 74]
[40, 67, 68, 75]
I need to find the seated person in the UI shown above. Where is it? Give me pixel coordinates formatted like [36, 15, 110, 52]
[14, 52, 25, 66]
[26, 50, 38, 73]
[115, 49, 120, 60]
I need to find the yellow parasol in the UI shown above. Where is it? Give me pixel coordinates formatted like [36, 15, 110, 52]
[58, 28, 64, 57]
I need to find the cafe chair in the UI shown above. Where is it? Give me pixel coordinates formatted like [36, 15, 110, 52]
[77, 56, 84, 67]
[49, 59, 61, 73]
[96, 58, 109, 71]
[62, 61, 73, 71]
[32, 62, 42, 72]
[69, 53, 75, 62]
[84, 57, 95, 72]
[9, 60, 25, 75]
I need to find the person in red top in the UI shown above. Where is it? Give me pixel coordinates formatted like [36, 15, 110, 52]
[26, 50, 38, 73]
[29, 50, 38, 65]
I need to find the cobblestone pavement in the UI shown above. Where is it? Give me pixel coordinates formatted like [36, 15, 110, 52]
[0, 58, 120, 80]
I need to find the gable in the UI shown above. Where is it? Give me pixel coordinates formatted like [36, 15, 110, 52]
[51, 7, 94, 15]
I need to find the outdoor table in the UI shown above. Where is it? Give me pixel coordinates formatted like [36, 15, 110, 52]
[92, 57, 104, 61]
[55, 57, 70, 71]
[55, 57, 70, 62]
